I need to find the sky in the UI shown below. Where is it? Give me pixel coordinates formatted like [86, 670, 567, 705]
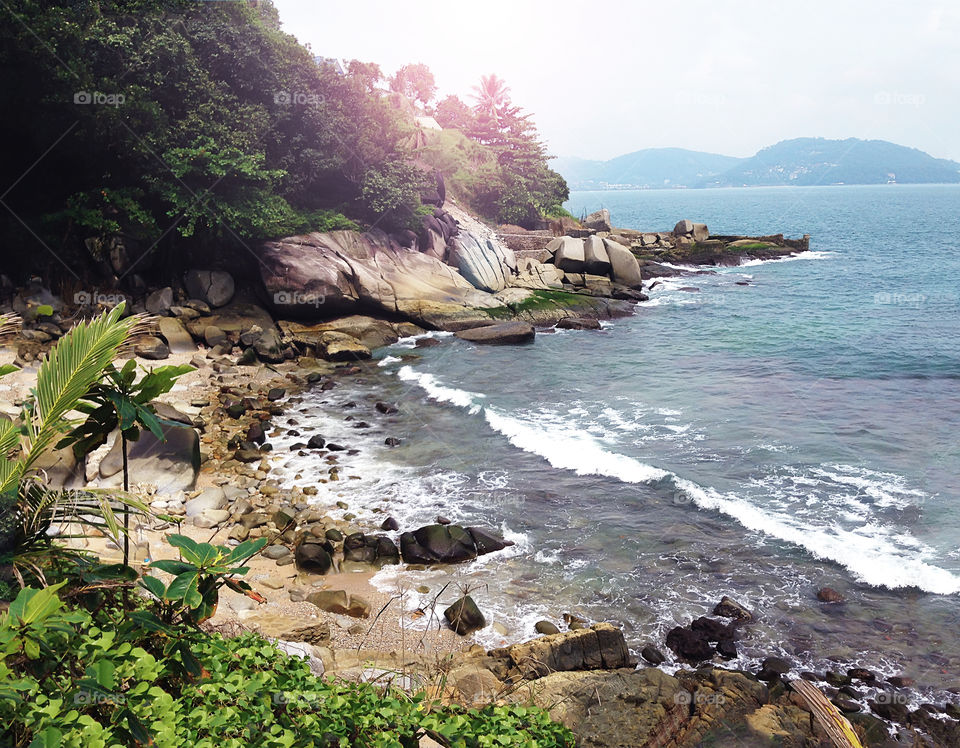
[270, 0, 960, 162]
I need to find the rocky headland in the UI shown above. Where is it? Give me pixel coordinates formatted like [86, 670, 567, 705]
[6, 204, 958, 747]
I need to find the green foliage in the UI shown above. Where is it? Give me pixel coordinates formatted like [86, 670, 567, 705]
[0, 583, 576, 747]
[142, 535, 267, 626]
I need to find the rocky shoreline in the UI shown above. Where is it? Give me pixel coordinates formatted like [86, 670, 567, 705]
[6, 206, 959, 745]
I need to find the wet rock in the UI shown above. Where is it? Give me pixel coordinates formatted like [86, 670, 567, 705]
[493, 623, 635, 679]
[555, 317, 602, 330]
[869, 698, 910, 723]
[712, 595, 754, 622]
[759, 657, 791, 676]
[435, 515, 451, 525]
[384, 437, 401, 447]
[467, 527, 514, 555]
[444, 595, 486, 635]
[375, 401, 399, 414]
[455, 322, 535, 345]
[833, 698, 861, 713]
[641, 645, 666, 665]
[324, 528, 343, 542]
[380, 517, 399, 531]
[848, 667, 876, 683]
[690, 616, 733, 642]
[816, 587, 845, 603]
[825, 670, 851, 687]
[888, 675, 915, 688]
[400, 524, 477, 564]
[665, 626, 714, 663]
[715, 639, 738, 659]
[267, 387, 286, 401]
[535, 621, 560, 636]
[295, 541, 332, 574]
[307, 435, 326, 449]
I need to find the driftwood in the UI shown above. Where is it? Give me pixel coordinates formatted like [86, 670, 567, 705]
[790, 678, 864, 748]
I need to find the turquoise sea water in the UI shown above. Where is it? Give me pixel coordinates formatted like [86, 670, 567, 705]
[273, 184, 960, 700]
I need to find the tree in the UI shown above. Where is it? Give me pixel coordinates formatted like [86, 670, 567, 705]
[435, 95, 475, 131]
[389, 63, 437, 107]
[472, 74, 511, 123]
[347, 59, 382, 92]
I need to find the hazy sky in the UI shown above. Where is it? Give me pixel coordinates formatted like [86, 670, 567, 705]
[271, 0, 960, 162]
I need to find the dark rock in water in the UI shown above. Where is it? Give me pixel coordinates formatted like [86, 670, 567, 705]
[326, 442, 346, 451]
[295, 541, 331, 574]
[556, 317, 602, 330]
[455, 321, 535, 345]
[908, 708, 960, 746]
[817, 587, 845, 603]
[307, 435, 326, 449]
[384, 437, 401, 447]
[715, 639, 738, 659]
[467, 527, 514, 555]
[760, 657, 791, 675]
[226, 402, 246, 419]
[436, 515, 451, 525]
[833, 698, 861, 714]
[343, 533, 377, 564]
[888, 675, 914, 688]
[380, 517, 399, 532]
[712, 596, 754, 622]
[400, 524, 477, 564]
[306, 372, 324, 383]
[641, 644, 666, 665]
[869, 699, 910, 723]
[376, 401, 399, 414]
[415, 337, 441, 348]
[375, 535, 400, 563]
[267, 387, 286, 401]
[665, 626, 714, 662]
[799, 671, 822, 682]
[735, 281, 750, 286]
[848, 667, 876, 683]
[690, 617, 733, 643]
[563, 613, 588, 628]
[444, 595, 486, 635]
[535, 620, 560, 636]
[825, 670, 852, 687]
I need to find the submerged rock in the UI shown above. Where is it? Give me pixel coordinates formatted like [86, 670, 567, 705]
[454, 322, 535, 345]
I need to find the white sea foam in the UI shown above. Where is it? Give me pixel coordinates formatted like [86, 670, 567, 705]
[399, 368, 960, 595]
[738, 250, 835, 267]
[377, 355, 402, 367]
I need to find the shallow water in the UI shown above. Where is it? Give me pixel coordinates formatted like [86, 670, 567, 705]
[271, 184, 960, 704]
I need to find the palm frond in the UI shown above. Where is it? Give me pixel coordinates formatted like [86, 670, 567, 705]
[0, 305, 136, 495]
[118, 312, 160, 357]
[0, 314, 22, 344]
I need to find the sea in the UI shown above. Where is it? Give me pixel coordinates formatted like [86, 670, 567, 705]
[270, 184, 960, 703]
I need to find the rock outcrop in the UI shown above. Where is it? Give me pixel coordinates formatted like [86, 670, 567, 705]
[449, 231, 517, 293]
[582, 236, 612, 276]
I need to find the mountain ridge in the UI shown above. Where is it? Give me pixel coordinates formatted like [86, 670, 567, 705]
[553, 137, 960, 190]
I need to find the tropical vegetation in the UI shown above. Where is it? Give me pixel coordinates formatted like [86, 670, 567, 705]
[0, 308, 575, 746]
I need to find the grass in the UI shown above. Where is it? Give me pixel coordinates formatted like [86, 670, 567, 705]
[481, 289, 588, 320]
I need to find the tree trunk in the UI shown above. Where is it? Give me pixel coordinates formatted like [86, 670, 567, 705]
[122, 432, 129, 567]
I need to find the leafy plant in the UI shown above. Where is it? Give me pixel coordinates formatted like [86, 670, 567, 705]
[141, 535, 267, 626]
[59, 359, 193, 566]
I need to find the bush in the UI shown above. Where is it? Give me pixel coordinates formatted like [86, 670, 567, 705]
[0, 584, 575, 747]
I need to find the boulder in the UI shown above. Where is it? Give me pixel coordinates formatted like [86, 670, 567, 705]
[582, 236, 611, 276]
[295, 541, 332, 574]
[511, 257, 564, 290]
[314, 331, 371, 361]
[444, 595, 486, 635]
[493, 623, 634, 679]
[603, 239, 644, 289]
[145, 287, 174, 316]
[674, 219, 694, 236]
[449, 231, 517, 293]
[665, 626, 714, 662]
[556, 317, 601, 330]
[96, 405, 199, 493]
[278, 316, 420, 352]
[400, 524, 477, 564]
[156, 317, 196, 354]
[466, 527, 514, 555]
[692, 222, 709, 242]
[306, 589, 369, 618]
[454, 322, 535, 345]
[184, 269, 235, 308]
[184, 487, 226, 517]
[134, 336, 169, 360]
[583, 208, 612, 232]
[258, 229, 505, 330]
[553, 237, 586, 273]
[713, 595, 754, 622]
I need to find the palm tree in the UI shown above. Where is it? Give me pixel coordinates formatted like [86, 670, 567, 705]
[471, 74, 511, 123]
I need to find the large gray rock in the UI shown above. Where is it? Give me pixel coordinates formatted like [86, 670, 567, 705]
[582, 236, 611, 276]
[553, 237, 586, 273]
[185, 487, 227, 517]
[674, 219, 694, 236]
[145, 287, 174, 316]
[258, 230, 504, 330]
[156, 317, 195, 354]
[184, 270, 235, 308]
[455, 322, 535, 345]
[511, 257, 564, 290]
[583, 208, 612, 232]
[692, 222, 709, 242]
[449, 231, 517, 293]
[97, 405, 199, 494]
[603, 240, 644, 289]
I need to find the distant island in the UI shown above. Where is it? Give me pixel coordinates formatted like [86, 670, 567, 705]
[553, 137, 960, 190]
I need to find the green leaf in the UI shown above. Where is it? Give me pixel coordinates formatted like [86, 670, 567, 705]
[223, 537, 268, 565]
[166, 534, 200, 559]
[86, 659, 115, 689]
[35, 305, 54, 318]
[134, 365, 194, 403]
[8, 582, 66, 625]
[28, 725, 62, 748]
[139, 575, 166, 599]
[108, 392, 138, 431]
[165, 571, 200, 607]
[0, 364, 18, 378]
[148, 559, 195, 575]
